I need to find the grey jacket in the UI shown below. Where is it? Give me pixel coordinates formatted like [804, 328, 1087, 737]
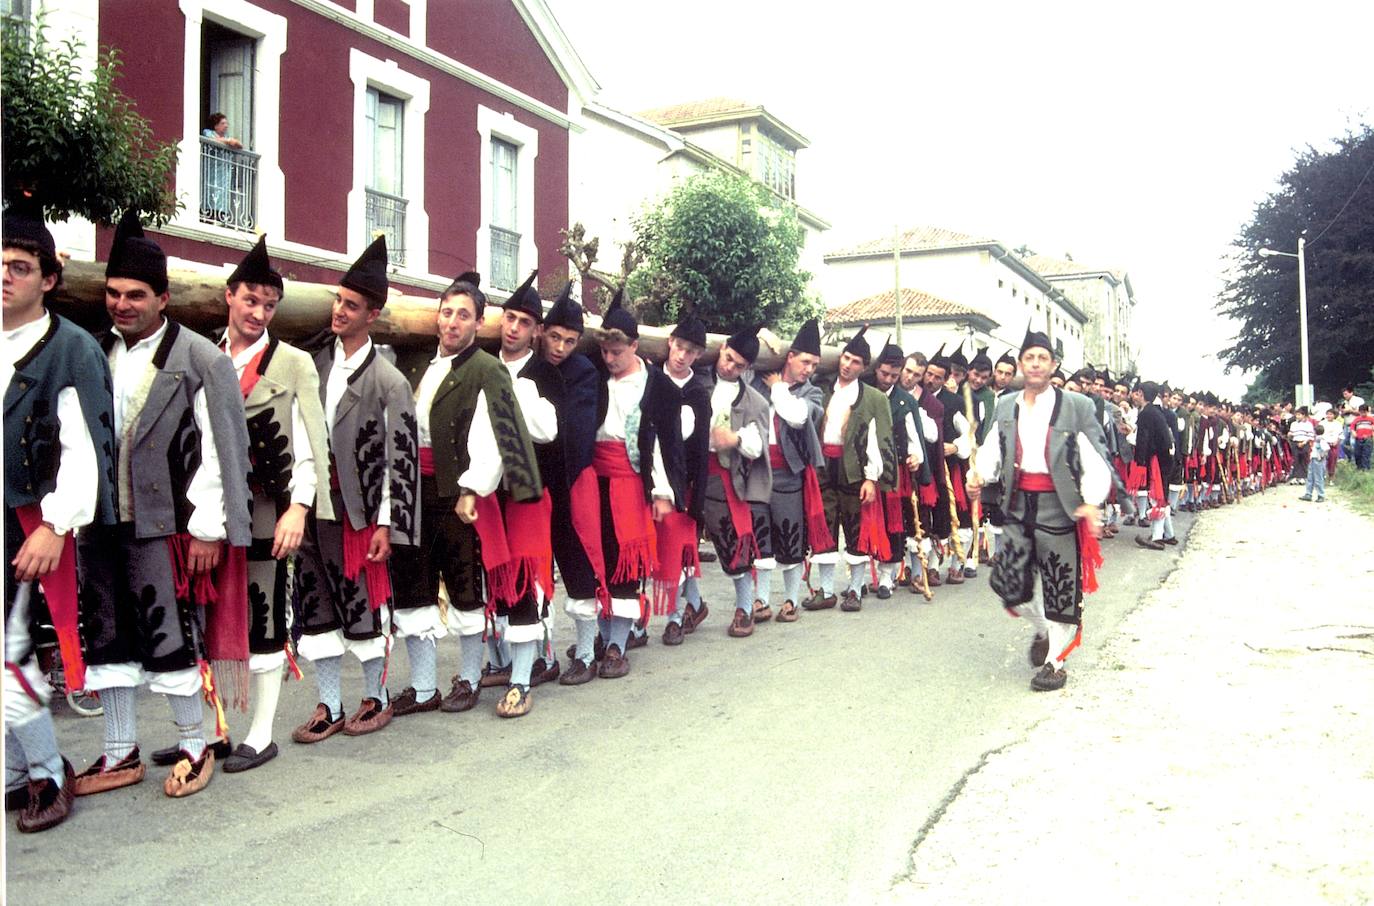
[243, 338, 335, 521]
[714, 375, 774, 504]
[991, 388, 1110, 518]
[107, 321, 252, 545]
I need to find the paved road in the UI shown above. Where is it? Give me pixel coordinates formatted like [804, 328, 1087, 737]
[6, 513, 1197, 904]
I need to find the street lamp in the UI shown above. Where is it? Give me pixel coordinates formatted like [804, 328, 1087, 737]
[1257, 236, 1310, 407]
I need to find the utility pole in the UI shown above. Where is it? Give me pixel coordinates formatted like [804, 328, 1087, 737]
[893, 224, 902, 347]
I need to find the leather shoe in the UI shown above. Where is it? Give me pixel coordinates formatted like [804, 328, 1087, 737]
[73, 747, 145, 796]
[1029, 634, 1049, 667]
[152, 736, 232, 767]
[6, 783, 28, 812]
[963, 566, 978, 579]
[926, 567, 943, 587]
[840, 590, 862, 612]
[478, 663, 512, 688]
[558, 659, 596, 685]
[662, 621, 685, 646]
[343, 697, 394, 736]
[1135, 536, 1165, 551]
[945, 567, 965, 585]
[801, 591, 836, 611]
[291, 704, 345, 744]
[495, 685, 532, 718]
[163, 748, 214, 798]
[390, 686, 441, 716]
[728, 609, 754, 638]
[16, 758, 75, 833]
[598, 644, 630, 679]
[440, 678, 481, 713]
[222, 742, 279, 774]
[531, 658, 561, 686]
[776, 600, 799, 622]
[684, 602, 710, 633]
[626, 631, 648, 651]
[1030, 663, 1067, 692]
[1162, 537, 1179, 546]
[876, 585, 892, 600]
[752, 600, 773, 622]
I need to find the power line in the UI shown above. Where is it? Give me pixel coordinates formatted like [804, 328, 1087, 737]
[1305, 141, 1374, 247]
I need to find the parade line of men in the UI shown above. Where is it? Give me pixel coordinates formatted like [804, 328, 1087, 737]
[4, 212, 1298, 831]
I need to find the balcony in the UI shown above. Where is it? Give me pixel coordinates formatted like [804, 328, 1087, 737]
[199, 138, 259, 233]
[365, 188, 407, 267]
[490, 225, 520, 291]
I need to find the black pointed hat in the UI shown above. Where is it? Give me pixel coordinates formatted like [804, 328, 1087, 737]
[877, 342, 906, 367]
[995, 347, 1017, 369]
[1020, 322, 1053, 357]
[1050, 366, 1066, 382]
[790, 317, 821, 356]
[227, 235, 283, 293]
[543, 281, 584, 333]
[106, 209, 168, 294]
[2, 196, 56, 261]
[502, 269, 542, 320]
[601, 286, 638, 339]
[725, 323, 761, 365]
[843, 325, 872, 364]
[341, 235, 389, 305]
[670, 313, 706, 348]
[928, 341, 951, 369]
[949, 341, 969, 370]
[969, 344, 993, 371]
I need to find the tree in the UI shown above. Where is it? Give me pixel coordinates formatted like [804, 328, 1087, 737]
[1217, 125, 1374, 402]
[623, 170, 814, 335]
[2, 20, 178, 224]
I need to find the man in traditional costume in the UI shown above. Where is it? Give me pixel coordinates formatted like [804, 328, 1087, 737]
[802, 328, 894, 613]
[590, 293, 683, 677]
[4, 206, 116, 829]
[751, 318, 827, 622]
[969, 327, 1111, 692]
[924, 343, 975, 585]
[290, 237, 418, 742]
[868, 342, 932, 598]
[1131, 381, 1177, 550]
[75, 211, 251, 798]
[208, 236, 331, 772]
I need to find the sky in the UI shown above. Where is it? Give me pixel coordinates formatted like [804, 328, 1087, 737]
[547, 0, 1372, 397]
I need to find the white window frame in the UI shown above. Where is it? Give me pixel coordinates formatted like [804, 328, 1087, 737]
[176, 0, 286, 237]
[476, 104, 538, 290]
[348, 49, 430, 275]
[353, 0, 427, 45]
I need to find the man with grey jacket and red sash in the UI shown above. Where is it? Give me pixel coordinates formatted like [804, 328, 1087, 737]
[969, 327, 1111, 691]
[75, 211, 252, 799]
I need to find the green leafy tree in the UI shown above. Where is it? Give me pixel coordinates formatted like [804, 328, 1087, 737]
[2, 20, 178, 224]
[1217, 125, 1374, 401]
[624, 170, 812, 334]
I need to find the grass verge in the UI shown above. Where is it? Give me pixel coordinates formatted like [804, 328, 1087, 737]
[1333, 465, 1374, 519]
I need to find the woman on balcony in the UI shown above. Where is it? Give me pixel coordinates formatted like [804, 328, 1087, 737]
[201, 113, 243, 224]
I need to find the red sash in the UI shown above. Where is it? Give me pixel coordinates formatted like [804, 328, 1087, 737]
[567, 466, 610, 610]
[166, 533, 249, 712]
[473, 490, 555, 609]
[237, 345, 267, 398]
[822, 443, 843, 459]
[652, 511, 700, 615]
[884, 467, 912, 532]
[1126, 462, 1146, 493]
[801, 465, 833, 552]
[768, 444, 786, 469]
[707, 458, 759, 571]
[418, 446, 435, 477]
[591, 441, 658, 585]
[13, 506, 83, 690]
[1017, 472, 1055, 492]
[948, 459, 969, 512]
[341, 521, 391, 609]
[1014, 424, 1103, 596]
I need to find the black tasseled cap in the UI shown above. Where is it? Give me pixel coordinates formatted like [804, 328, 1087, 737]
[341, 235, 389, 306]
[543, 281, 584, 332]
[106, 209, 168, 295]
[601, 286, 638, 339]
[502, 269, 542, 319]
[670, 314, 706, 348]
[227, 235, 283, 293]
[725, 323, 761, 365]
[790, 317, 821, 356]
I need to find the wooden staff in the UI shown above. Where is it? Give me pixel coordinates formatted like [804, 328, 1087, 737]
[962, 382, 982, 565]
[942, 448, 965, 567]
[908, 473, 934, 601]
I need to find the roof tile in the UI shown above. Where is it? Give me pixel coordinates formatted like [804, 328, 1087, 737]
[826, 288, 982, 325]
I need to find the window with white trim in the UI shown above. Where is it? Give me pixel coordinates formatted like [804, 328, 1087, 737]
[198, 21, 259, 232]
[365, 87, 407, 265]
[476, 105, 538, 295]
[489, 137, 519, 290]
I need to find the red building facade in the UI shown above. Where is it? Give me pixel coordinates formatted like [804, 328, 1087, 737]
[95, 0, 595, 296]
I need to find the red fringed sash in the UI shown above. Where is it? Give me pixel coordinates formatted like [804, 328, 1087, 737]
[802, 465, 833, 551]
[1078, 519, 1103, 594]
[1126, 462, 1146, 494]
[857, 496, 891, 561]
[652, 511, 700, 615]
[14, 505, 83, 690]
[591, 441, 658, 585]
[707, 459, 759, 571]
[1147, 459, 1166, 519]
[341, 521, 392, 608]
[418, 446, 435, 477]
[166, 534, 249, 712]
[948, 460, 969, 512]
[473, 490, 556, 611]
[567, 466, 611, 610]
[883, 467, 912, 532]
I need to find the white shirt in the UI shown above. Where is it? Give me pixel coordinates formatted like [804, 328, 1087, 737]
[974, 386, 1112, 507]
[822, 378, 882, 481]
[884, 384, 923, 467]
[110, 317, 226, 540]
[221, 331, 316, 508]
[596, 358, 673, 501]
[414, 346, 458, 448]
[766, 380, 810, 445]
[500, 347, 558, 444]
[2, 311, 98, 534]
[708, 376, 763, 459]
[664, 366, 695, 441]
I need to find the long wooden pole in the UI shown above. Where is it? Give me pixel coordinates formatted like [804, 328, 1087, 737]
[53, 260, 842, 372]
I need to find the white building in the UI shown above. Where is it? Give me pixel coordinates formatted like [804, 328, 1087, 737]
[823, 226, 1089, 369]
[571, 97, 830, 294]
[1020, 253, 1137, 373]
[823, 288, 1000, 361]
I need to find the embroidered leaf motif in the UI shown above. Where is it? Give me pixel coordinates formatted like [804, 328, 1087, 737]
[246, 409, 293, 505]
[355, 418, 385, 517]
[167, 406, 203, 531]
[390, 410, 418, 539]
[488, 385, 540, 496]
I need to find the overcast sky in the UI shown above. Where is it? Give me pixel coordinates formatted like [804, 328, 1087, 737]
[549, 0, 1372, 397]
